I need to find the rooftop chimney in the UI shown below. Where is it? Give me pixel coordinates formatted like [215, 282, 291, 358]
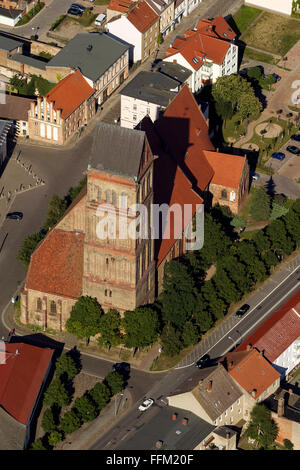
[278, 397, 284, 417]
[247, 344, 252, 351]
[207, 380, 212, 392]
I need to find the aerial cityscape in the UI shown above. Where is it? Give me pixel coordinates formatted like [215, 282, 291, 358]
[0, 0, 299, 454]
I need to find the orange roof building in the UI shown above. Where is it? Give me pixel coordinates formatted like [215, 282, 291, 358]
[28, 69, 96, 145]
[0, 341, 54, 449]
[163, 15, 239, 93]
[221, 348, 281, 401]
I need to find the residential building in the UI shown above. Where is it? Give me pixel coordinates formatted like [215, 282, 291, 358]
[106, 1, 160, 63]
[21, 121, 157, 328]
[163, 15, 238, 93]
[234, 289, 300, 379]
[106, 0, 136, 22]
[46, 32, 129, 105]
[264, 387, 300, 450]
[0, 6, 22, 26]
[174, 0, 187, 25]
[28, 69, 96, 145]
[220, 346, 281, 420]
[0, 341, 54, 450]
[167, 364, 245, 426]
[0, 118, 11, 167]
[0, 93, 32, 136]
[245, 0, 293, 15]
[120, 70, 180, 128]
[156, 60, 192, 85]
[145, 0, 175, 38]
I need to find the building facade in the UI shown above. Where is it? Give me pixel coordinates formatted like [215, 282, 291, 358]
[28, 70, 96, 145]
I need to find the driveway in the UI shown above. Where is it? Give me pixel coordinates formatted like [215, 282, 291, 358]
[252, 172, 300, 199]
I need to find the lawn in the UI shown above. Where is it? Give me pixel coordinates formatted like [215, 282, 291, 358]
[233, 5, 262, 34]
[243, 47, 277, 65]
[242, 12, 300, 56]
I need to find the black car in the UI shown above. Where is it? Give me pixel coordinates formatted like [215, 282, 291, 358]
[287, 145, 300, 155]
[235, 304, 250, 317]
[6, 212, 23, 220]
[291, 134, 300, 142]
[67, 7, 82, 15]
[196, 354, 210, 368]
[71, 3, 86, 11]
[272, 73, 281, 82]
[113, 362, 130, 373]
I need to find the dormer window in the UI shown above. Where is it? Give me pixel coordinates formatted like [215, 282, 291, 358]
[192, 57, 199, 64]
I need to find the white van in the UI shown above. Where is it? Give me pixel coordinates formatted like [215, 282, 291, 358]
[95, 13, 106, 26]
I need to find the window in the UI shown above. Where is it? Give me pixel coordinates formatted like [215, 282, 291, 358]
[225, 410, 228, 417]
[221, 189, 227, 199]
[120, 192, 127, 209]
[133, 114, 137, 121]
[237, 398, 240, 405]
[106, 189, 110, 203]
[50, 301, 56, 315]
[133, 104, 137, 111]
[146, 107, 150, 114]
[112, 191, 117, 205]
[37, 298, 42, 311]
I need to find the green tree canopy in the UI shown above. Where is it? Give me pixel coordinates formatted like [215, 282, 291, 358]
[104, 371, 124, 395]
[43, 378, 71, 407]
[246, 404, 278, 449]
[65, 296, 104, 343]
[48, 431, 63, 447]
[98, 309, 122, 349]
[43, 195, 67, 231]
[160, 324, 183, 357]
[59, 409, 81, 435]
[122, 306, 159, 349]
[17, 231, 45, 267]
[30, 438, 47, 450]
[181, 321, 200, 347]
[73, 396, 98, 423]
[55, 352, 78, 381]
[41, 407, 57, 433]
[88, 382, 111, 410]
[250, 187, 271, 221]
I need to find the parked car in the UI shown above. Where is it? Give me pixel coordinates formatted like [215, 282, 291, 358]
[251, 173, 259, 181]
[6, 212, 23, 220]
[291, 134, 300, 142]
[67, 7, 82, 15]
[71, 3, 86, 11]
[238, 68, 248, 76]
[94, 13, 106, 26]
[287, 145, 300, 155]
[271, 152, 285, 160]
[112, 362, 130, 373]
[235, 304, 250, 318]
[272, 73, 281, 82]
[196, 354, 210, 368]
[138, 398, 154, 412]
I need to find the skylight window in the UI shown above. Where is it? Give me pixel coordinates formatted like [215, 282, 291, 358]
[192, 57, 199, 64]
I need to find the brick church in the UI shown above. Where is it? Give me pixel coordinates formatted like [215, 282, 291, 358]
[20, 85, 249, 331]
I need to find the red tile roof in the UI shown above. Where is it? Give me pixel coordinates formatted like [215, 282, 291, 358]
[26, 229, 84, 299]
[165, 16, 234, 69]
[235, 289, 300, 363]
[203, 150, 245, 189]
[0, 342, 53, 425]
[108, 0, 135, 13]
[45, 69, 95, 120]
[127, 1, 159, 33]
[155, 84, 214, 191]
[223, 348, 281, 399]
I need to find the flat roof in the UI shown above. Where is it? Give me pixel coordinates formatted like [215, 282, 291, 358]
[11, 53, 47, 70]
[0, 34, 22, 51]
[158, 61, 192, 83]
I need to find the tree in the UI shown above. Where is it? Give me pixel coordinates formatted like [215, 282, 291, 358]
[104, 371, 124, 396]
[221, 255, 253, 293]
[238, 92, 262, 121]
[283, 438, 294, 450]
[17, 231, 45, 267]
[246, 404, 278, 449]
[213, 268, 242, 304]
[282, 209, 300, 245]
[161, 260, 196, 330]
[98, 309, 122, 349]
[252, 230, 271, 252]
[67, 176, 87, 204]
[157, 32, 162, 45]
[59, 409, 81, 434]
[194, 295, 214, 332]
[48, 431, 63, 447]
[42, 407, 57, 433]
[43, 195, 66, 231]
[122, 306, 159, 349]
[261, 250, 279, 270]
[250, 187, 271, 221]
[181, 322, 200, 347]
[88, 382, 111, 410]
[43, 378, 71, 407]
[247, 66, 262, 81]
[30, 438, 47, 450]
[55, 353, 78, 381]
[270, 203, 289, 220]
[266, 219, 294, 255]
[65, 296, 104, 344]
[160, 324, 183, 357]
[230, 216, 246, 227]
[73, 396, 98, 423]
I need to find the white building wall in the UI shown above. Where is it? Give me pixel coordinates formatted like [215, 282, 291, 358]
[245, 0, 293, 15]
[187, 0, 200, 15]
[106, 16, 141, 62]
[120, 95, 160, 128]
[0, 13, 22, 27]
[273, 336, 300, 378]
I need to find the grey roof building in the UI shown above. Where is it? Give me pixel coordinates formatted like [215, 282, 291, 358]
[0, 34, 23, 52]
[156, 61, 192, 84]
[47, 32, 129, 84]
[121, 70, 179, 107]
[89, 121, 146, 178]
